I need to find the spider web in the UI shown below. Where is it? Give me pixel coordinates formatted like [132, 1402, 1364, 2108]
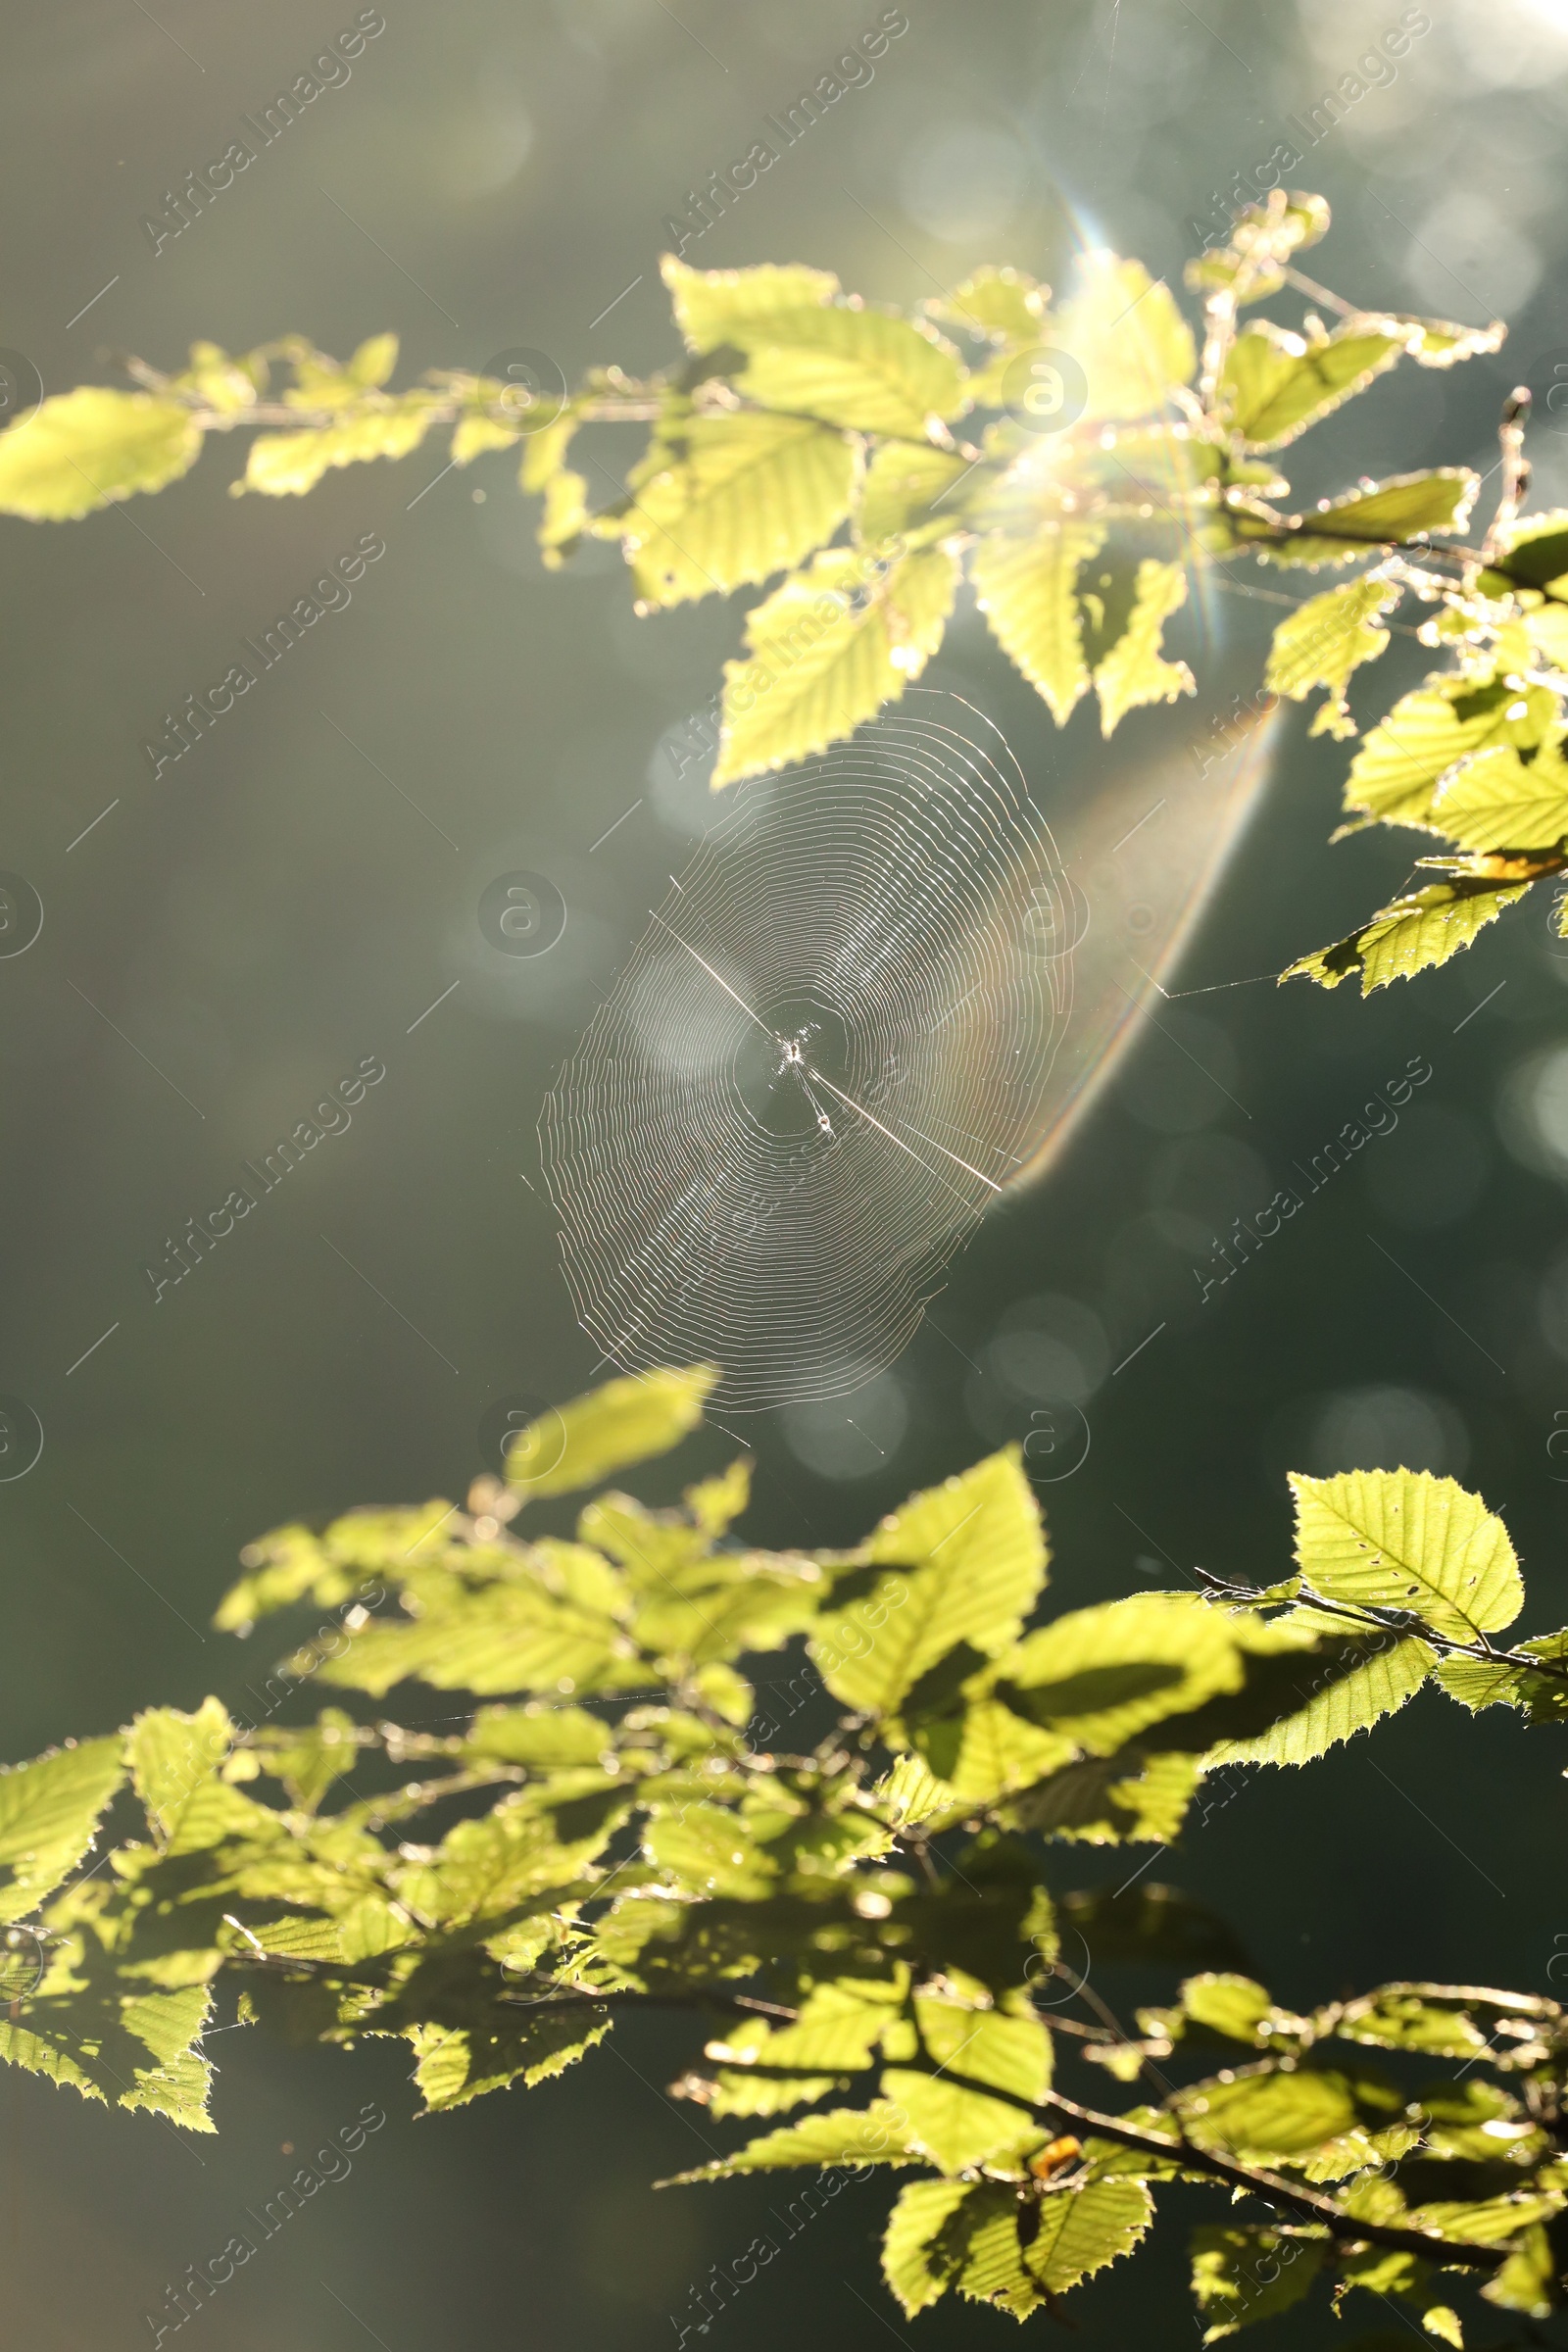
[540, 693, 1076, 1411]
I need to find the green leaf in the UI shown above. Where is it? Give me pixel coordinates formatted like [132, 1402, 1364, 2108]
[1009, 1749, 1201, 1844]
[1336, 1990, 1489, 2061]
[664, 2100, 918, 2182]
[239, 397, 439, 496]
[913, 1988, 1052, 2103]
[1291, 1470, 1523, 1643]
[1483, 2223, 1557, 2317]
[999, 1595, 1250, 1757]
[1433, 743, 1568, 853]
[0, 1739, 124, 1926]
[513, 1365, 717, 1498]
[1479, 508, 1568, 597]
[646, 1803, 777, 1899]
[1055, 254, 1197, 419]
[883, 2179, 976, 2316]
[1220, 322, 1403, 451]
[407, 2009, 611, 2111]
[972, 519, 1106, 722]
[914, 1695, 1075, 1806]
[1210, 1632, 1435, 1767]
[1282, 879, 1529, 994]
[0, 388, 201, 520]
[1180, 1974, 1277, 2047]
[1192, 2223, 1323, 2340]
[1026, 2179, 1153, 2294]
[811, 1451, 1046, 1716]
[880, 2066, 1037, 2175]
[1178, 2067, 1360, 2162]
[873, 1753, 956, 1829]
[858, 440, 975, 548]
[729, 307, 966, 438]
[1433, 1634, 1568, 1723]
[616, 411, 857, 608]
[1093, 558, 1195, 734]
[1343, 677, 1556, 827]
[1240, 468, 1479, 567]
[927, 267, 1048, 348]
[127, 1699, 236, 1843]
[662, 255, 840, 351]
[1264, 575, 1398, 736]
[711, 542, 957, 784]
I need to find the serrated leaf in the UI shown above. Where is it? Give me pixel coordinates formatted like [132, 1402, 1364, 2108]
[1291, 1470, 1522, 1642]
[0, 1739, 124, 1926]
[729, 306, 966, 438]
[973, 518, 1106, 722]
[1056, 254, 1197, 419]
[1211, 1633, 1434, 1767]
[662, 255, 839, 352]
[929, 267, 1048, 347]
[1433, 1637, 1568, 1722]
[913, 1990, 1052, 2103]
[1345, 678, 1555, 827]
[1265, 575, 1398, 732]
[1433, 743, 1568, 854]
[883, 2179, 976, 2315]
[1192, 2223, 1323, 2340]
[0, 388, 201, 520]
[1180, 1975, 1277, 2046]
[619, 411, 857, 608]
[1009, 1748, 1201, 1844]
[513, 1366, 717, 1499]
[646, 1803, 777, 1899]
[1483, 2223, 1557, 2317]
[239, 398, 439, 496]
[1283, 879, 1529, 995]
[916, 1696, 1075, 1806]
[881, 2067, 1037, 2175]
[1000, 1595, 1248, 1756]
[1093, 558, 1195, 734]
[711, 542, 957, 784]
[858, 440, 974, 548]
[1479, 509, 1568, 596]
[1241, 469, 1479, 567]
[1221, 322, 1403, 451]
[1337, 1991, 1489, 2061]
[407, 2009, 610, 2111]
[873, 1753, 955, 1829]
[811, 1452, 1046, 1716]
[1179, 2067, 1360, 2161]
[665, 2100, 918, 2183]
[1029, 2179, 1153, 2293]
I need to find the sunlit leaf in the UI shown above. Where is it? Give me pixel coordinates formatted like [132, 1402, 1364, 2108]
[0, 389, 200, 520]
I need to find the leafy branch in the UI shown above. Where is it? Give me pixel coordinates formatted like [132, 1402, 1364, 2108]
[4, 1366, 1568, 2338]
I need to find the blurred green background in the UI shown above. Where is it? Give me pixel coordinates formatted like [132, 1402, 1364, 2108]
[7, 0, 1568, 2341]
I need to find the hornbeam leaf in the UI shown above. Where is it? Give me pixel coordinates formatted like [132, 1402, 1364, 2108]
[0, 1738, 124, 1926]
[1093, 558, 1196, 735]
[1291, 1469, 1522, 1642]
[1239, 468, 1478, 566]
[731, 306, 967, 438]
[239, 398, 439, 496]
[1344, 678, 1557, 826]
[1220, 320, 1403, 450]
[973, 519, 1106, 722]
[1281, 879, 1529, 994]
[926, 266, 1048, 348]
[407, 2010, 611, 2111]
[1264, 574, 1398, 738]
[858, 440, 976, 547]
[1026, 2179, 1153, 2295]
[618, 411, 857, 608]
[882, 2180, 975, 2316]
[711, 543, 958, 784]
[999, 1594, 1249, 1756]
[662, 255, 840, 351]
[881, 2067, 1038, 2175]
[1433, 743, 1568, 854]
[1210, 1632, 1434, 1767]
[1177, 2067, 1360, 2161]
[512, 1365, 717, 1498]
[1192, 2224, 1323, 2341]
[1054, 253, 1197, 418]
[663, 2101, 918, 2182]
[0, 388, 201, 520]
[1481, 509, 1568, 597]
[810, 1451, 1046, 1716]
